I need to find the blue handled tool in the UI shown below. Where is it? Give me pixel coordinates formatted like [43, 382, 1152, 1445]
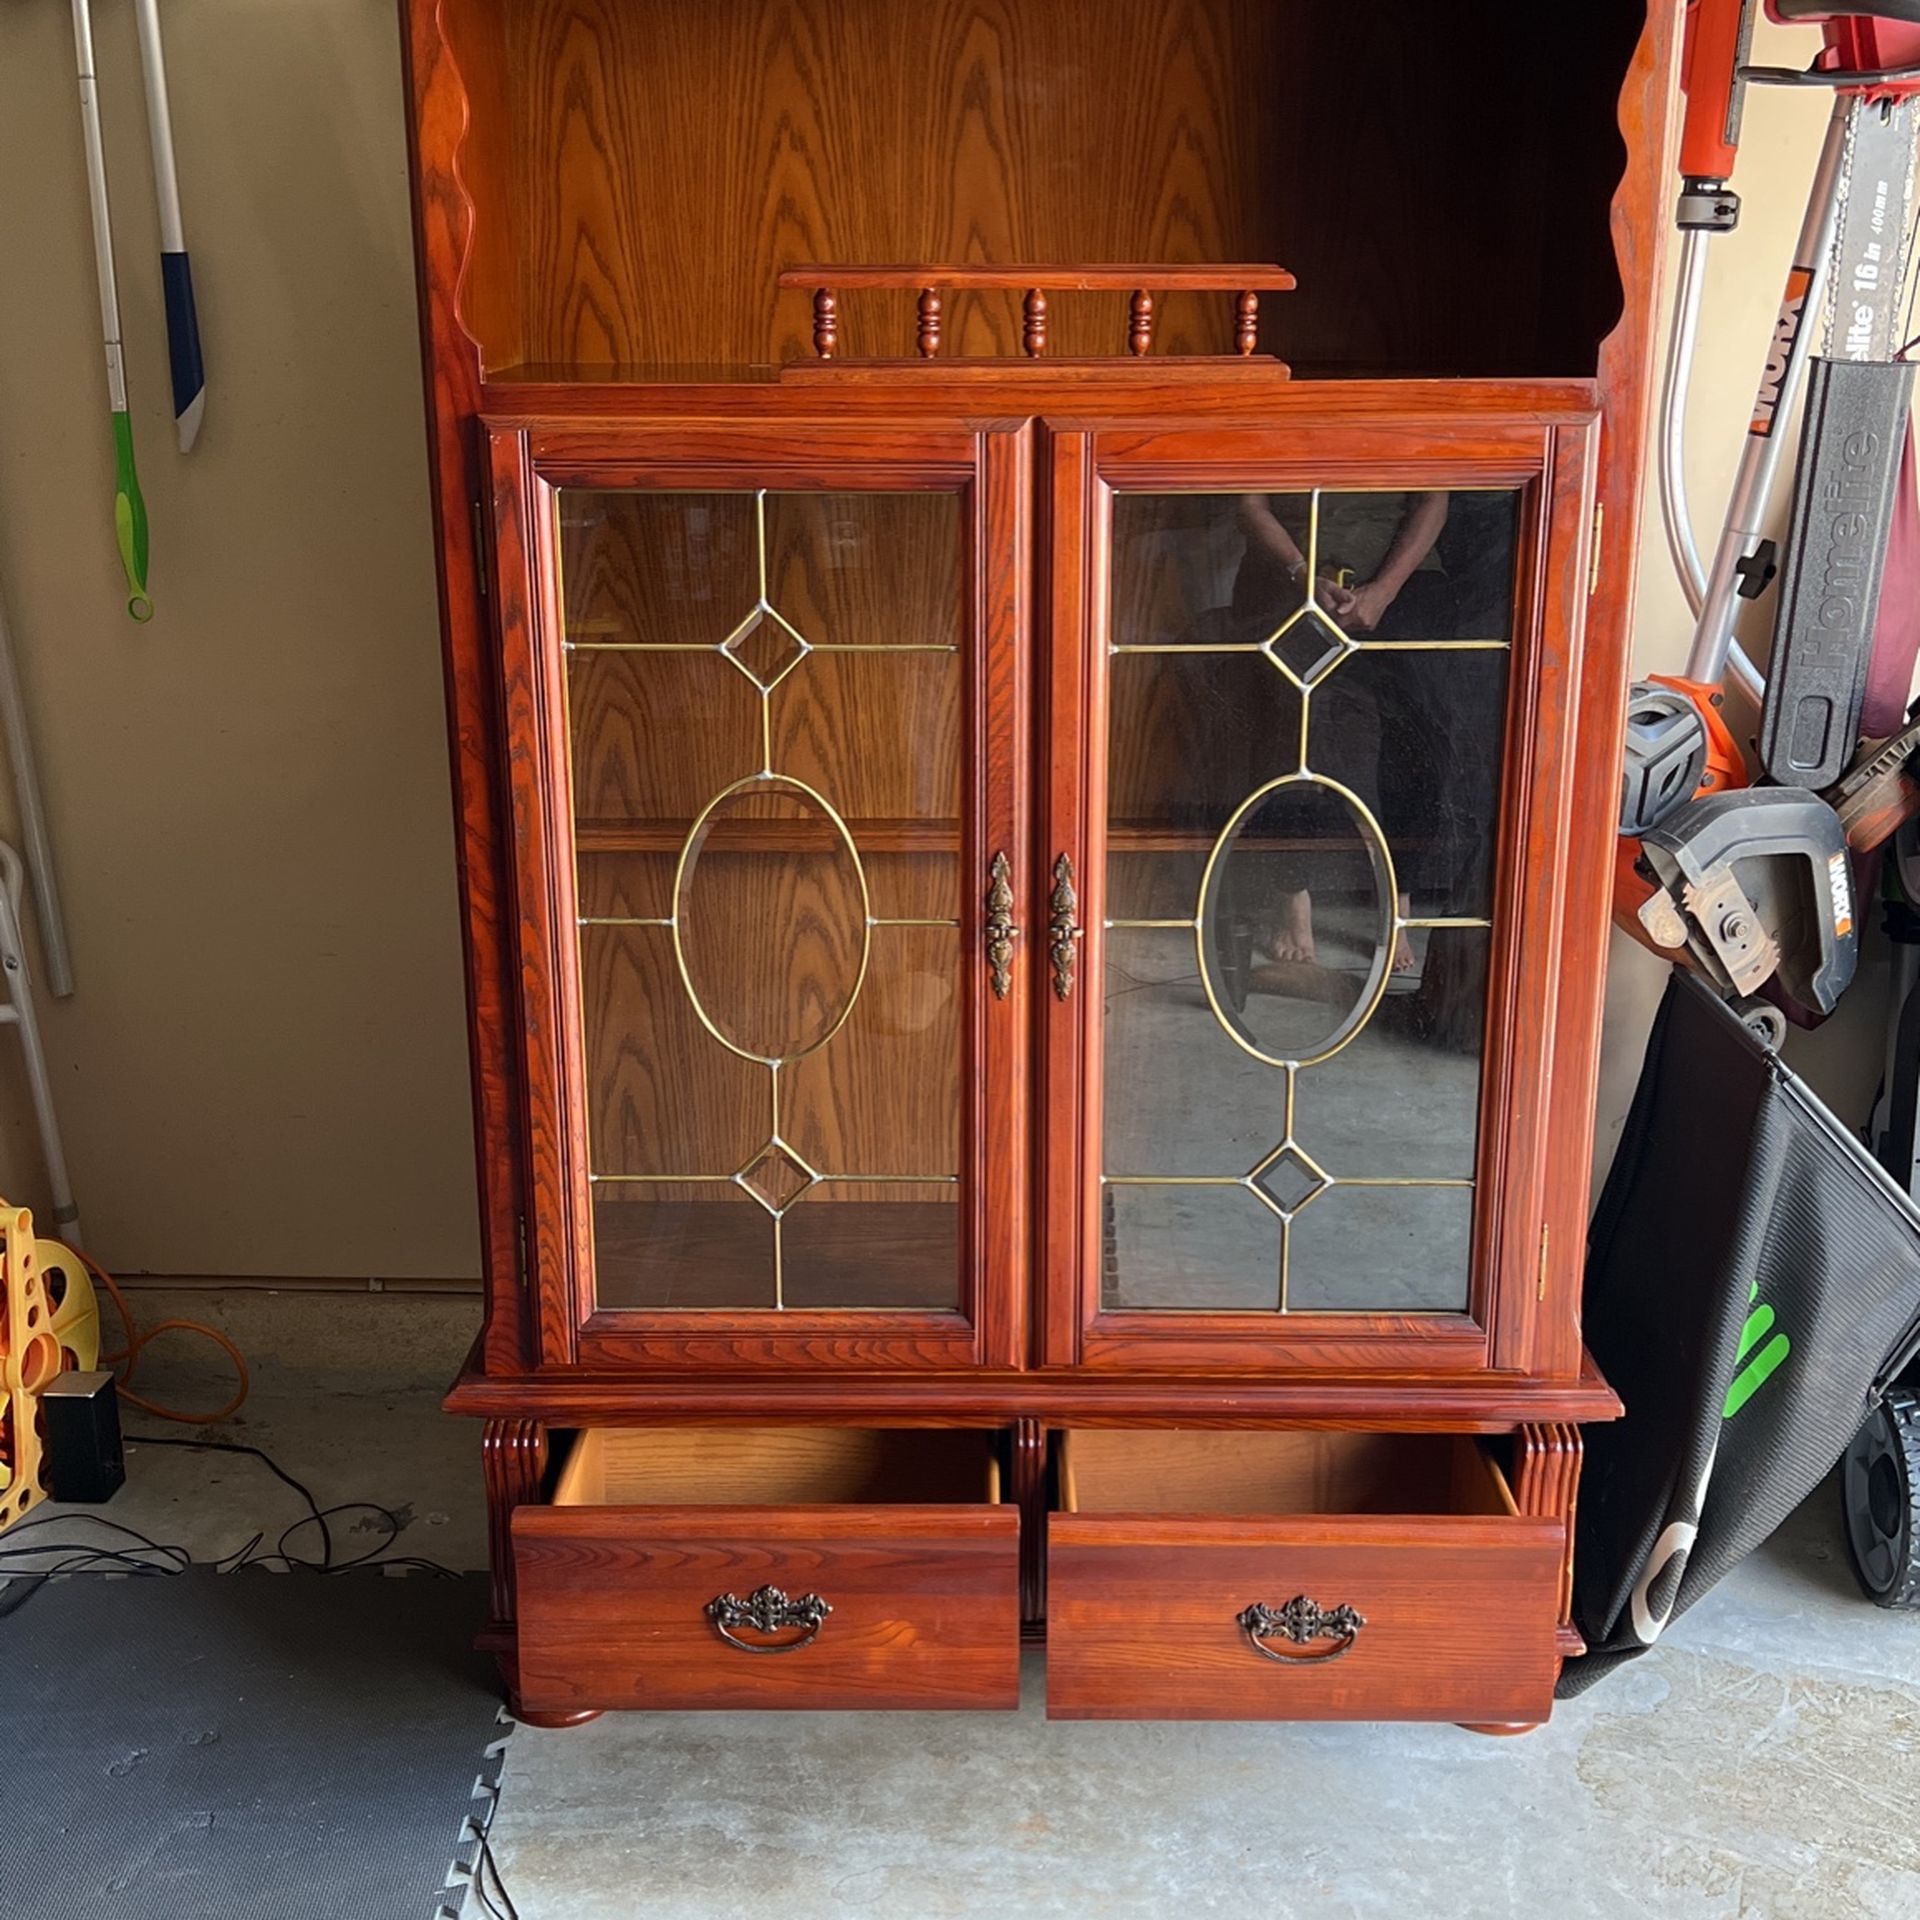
[135, 0, 203, 453]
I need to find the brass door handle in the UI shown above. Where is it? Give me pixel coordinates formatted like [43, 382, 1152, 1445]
[706, 1584, 832, 1654]
[1049, 853, 1079, 1000]
[985, 851, 1017, 999]
[1237, 1595, 1365, 1664]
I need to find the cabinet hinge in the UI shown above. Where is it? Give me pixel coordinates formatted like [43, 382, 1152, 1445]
[516, 1210, 528, 1285]
[1537, 1223, 1551, 1301]
[1589, 504, 1604, 597]
[471, 498, 490, 600]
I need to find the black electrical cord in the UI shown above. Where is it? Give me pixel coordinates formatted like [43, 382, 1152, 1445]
[0, 1512, 192, 1619]
[0, 1433, 463, 1619]
[472, 1829, 523, 1920]
[123, 1434, 463, 1579]
[123, 1431, 339, 1566]
[1742, 60, 1920, 88]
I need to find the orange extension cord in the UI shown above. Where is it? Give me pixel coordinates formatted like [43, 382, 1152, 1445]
[81, 1249, 250, 1425]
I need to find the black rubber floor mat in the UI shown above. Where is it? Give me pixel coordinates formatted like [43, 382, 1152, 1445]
[0, 1567, 504, 1920]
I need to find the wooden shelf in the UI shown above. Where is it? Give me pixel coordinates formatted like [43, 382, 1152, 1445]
[778, 264, 1298, 292]
[576, 819, 960, 856]
[1106, 824, 1425, 855]
[572, 820, 1429, 856]
[487, 362, 784, 387]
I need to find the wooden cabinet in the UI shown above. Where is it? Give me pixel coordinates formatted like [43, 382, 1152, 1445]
[403, 0, 1682, 1727]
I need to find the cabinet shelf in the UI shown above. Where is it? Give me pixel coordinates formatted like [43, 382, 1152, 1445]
[574, 820, 1440, 856]
[575, 819, 958, 856]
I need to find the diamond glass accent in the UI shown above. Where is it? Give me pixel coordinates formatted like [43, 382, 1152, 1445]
[1263, 609, 1348, 688]
[1249, 1143, 1328, 1218]
[737, 1141, 819, 1215]
[723, 605, 811, 692]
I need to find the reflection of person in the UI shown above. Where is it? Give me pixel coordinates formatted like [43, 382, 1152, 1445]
[1234, 491, 1451, 638]
[1232, 492, 1454, 973]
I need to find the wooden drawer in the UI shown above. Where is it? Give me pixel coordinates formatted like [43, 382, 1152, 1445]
[512, 1427, 1019, 1713]
[1047, 1431, 1562, 1723]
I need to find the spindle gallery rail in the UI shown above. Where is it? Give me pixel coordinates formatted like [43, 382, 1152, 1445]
[777, 265, 1297, 361]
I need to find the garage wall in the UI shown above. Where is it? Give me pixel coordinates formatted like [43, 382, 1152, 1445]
[0, 7, 1848, 1279]
[0, 0, 478, 1279]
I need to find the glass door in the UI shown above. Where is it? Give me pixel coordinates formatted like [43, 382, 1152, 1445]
[490, 422, 1029, 1369]
[1041, 410, 1602, 1374]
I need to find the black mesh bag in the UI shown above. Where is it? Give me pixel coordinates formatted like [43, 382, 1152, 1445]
[1560, 970, 1920, 1695]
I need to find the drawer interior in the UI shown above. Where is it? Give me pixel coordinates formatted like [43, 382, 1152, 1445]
[1059, 1430, 1515, 1519]
[553, 1426, 1001, 1508]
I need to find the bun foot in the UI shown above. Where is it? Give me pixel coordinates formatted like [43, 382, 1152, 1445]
[1458, 1721, 1539, 1737]
[509, 1699, 602, 1730]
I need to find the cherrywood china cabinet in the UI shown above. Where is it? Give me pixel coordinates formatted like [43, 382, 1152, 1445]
[403, 0, 1677, 1728]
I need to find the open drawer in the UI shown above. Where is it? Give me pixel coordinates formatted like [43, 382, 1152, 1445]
[1047, 1431, 1562, 1723]
[512, 1427, 1019, 1713]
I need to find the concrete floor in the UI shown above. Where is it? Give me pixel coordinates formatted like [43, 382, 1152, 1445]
[29, 1288, 1920, 1920]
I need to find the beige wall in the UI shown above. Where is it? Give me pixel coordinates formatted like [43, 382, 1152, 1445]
[0, 1, 479, 1278]
[0, 7, 1861, 1279]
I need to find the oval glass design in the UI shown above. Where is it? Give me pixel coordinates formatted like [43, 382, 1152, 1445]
[674, 776, 870, 1064]
[1198, 774, 1397, 1067]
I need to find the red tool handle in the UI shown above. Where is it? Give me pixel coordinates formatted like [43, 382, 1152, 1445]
[1764, 6, 1920, 98]
[1682, 0, 1758, 180]
[1812, 15, 1920, 96]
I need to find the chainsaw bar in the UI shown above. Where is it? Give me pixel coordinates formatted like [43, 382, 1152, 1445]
[1827, 96, 1920, 365]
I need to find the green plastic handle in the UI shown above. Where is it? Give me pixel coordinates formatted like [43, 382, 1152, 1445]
[111, 408, 152, 622]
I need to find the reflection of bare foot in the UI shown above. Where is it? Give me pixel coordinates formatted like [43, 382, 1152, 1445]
[1393, 894, 1417, 974]
[1261, 889, 1316, 965]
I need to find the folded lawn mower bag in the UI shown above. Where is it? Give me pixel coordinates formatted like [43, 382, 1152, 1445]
[1561, 970, 1920, 1694]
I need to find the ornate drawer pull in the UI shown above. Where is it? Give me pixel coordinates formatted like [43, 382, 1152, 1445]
[1237, 1594, 1366, 1664]
[985, 851, 1017, 1000]
[1048, 854, 1079, 1000]
[705, 1584, 832, 1654]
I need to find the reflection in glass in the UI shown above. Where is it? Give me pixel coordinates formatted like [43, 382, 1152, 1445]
[565, 490, 964, 1312]
[1104, 1183, 1281, 1312]
[1102, 488, 1517, 1316]
[1286, 1184, 1475, 1313]
[1199, 778, 1393, 1067]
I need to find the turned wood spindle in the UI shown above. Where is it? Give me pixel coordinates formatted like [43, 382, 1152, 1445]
[812, 286, 839, 359]
[1128, 288, 1154, 357]
[917, 286, 942, 358]
[1235, 289, 1259, 356]
[1023, 287, 1048, 357]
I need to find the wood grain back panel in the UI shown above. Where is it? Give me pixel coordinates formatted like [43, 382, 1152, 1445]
[444, 0, 1642, 375]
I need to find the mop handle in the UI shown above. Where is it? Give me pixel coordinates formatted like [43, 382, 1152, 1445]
[134, 0, 204, 453]
[71, 0, 153, 622]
